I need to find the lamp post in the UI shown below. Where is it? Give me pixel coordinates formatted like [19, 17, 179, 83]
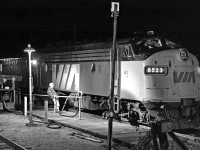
[107, 2, 119, 150]
[24, 44, 36, 126]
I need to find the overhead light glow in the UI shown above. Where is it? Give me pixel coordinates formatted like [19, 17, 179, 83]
[31, 60, 37, 65]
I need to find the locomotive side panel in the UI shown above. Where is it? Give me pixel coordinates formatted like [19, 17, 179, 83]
[120, 61, 144, 100]
[79, 61, 111, 96]
[142, 51, 172, 101]
[40, 63, 79, 91]
[40, 61, 111, 97]
[52, 64, 80, 91]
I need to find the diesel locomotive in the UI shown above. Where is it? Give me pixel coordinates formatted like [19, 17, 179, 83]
[1, 31, 200, 132]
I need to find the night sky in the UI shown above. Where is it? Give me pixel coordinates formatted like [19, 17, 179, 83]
[0, 0, 200, 58]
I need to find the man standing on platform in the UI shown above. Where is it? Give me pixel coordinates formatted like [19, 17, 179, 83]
[47, 82, 60, 113]
[1, 78, 12, 101]
[1, 78, 11, 89]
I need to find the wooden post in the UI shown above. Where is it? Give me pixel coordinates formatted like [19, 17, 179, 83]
[44, 100, 48, 124]
[53, 97, 56, 113]
[79, 91, 82, 120]
[24, 96, 27, 116]
[12, 77, 16, 106]
[19, 90, 21, 105]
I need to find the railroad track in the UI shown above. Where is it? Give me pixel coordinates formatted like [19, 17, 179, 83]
[0, 135, 27, 150]
[172, 131, 200, 150]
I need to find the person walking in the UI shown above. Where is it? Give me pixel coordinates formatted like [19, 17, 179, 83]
[47, 82, 60, 113]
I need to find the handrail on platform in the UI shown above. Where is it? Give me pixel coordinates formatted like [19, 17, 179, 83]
[32, 93, 82, 99]
[24, 91, 83, 121]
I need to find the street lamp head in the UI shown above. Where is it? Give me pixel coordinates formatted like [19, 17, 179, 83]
[24, 44, 36, 53]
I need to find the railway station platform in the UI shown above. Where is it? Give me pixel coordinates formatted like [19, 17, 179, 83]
[2, 102, 200, 149]
[30, 105, 149, 148]
[0, 95, 149, 149]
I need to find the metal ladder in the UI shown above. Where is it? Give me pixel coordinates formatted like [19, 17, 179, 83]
[113, 48, 121, 113]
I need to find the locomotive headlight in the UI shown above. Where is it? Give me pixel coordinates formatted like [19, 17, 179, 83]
[144, 65, 168, 75]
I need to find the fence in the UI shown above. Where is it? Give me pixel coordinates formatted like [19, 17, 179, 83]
[23, 91, 83, 121]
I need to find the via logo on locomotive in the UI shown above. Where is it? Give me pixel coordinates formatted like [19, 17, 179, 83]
[174, 71, 195, 83]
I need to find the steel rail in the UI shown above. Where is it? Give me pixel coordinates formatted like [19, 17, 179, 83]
[0, 135, 27, 150]
[168, 132, 188, 150]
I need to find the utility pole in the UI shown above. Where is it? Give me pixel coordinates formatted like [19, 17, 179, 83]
[107, 2, 119, 150]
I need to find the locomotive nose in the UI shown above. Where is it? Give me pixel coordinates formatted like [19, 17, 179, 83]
[170, 49, 199, 97]
[143, 48, 199, 100]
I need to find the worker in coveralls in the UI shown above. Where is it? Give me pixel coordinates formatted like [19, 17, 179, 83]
[47, 83, 60, 113]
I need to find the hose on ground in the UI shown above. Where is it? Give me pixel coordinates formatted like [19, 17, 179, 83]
[2, 101, 23, 115]
[59, 98, 79, 118]
[27, 114, 62, 129]
[46, 121, 62, 129]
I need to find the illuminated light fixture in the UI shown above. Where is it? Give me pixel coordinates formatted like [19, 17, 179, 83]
[145, 65, 168, 75]
[31, 60, 37, 65]
[24, 44, 35, 53]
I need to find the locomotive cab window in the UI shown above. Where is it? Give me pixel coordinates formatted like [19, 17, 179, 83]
[134, 36, 181, 54]
[136, 37, 163, 52]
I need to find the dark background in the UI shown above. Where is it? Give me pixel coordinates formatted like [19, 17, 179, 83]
[0, 0, 200, 58]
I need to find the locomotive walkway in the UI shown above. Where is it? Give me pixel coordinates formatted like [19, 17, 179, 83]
[31, 105, 149, 148]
